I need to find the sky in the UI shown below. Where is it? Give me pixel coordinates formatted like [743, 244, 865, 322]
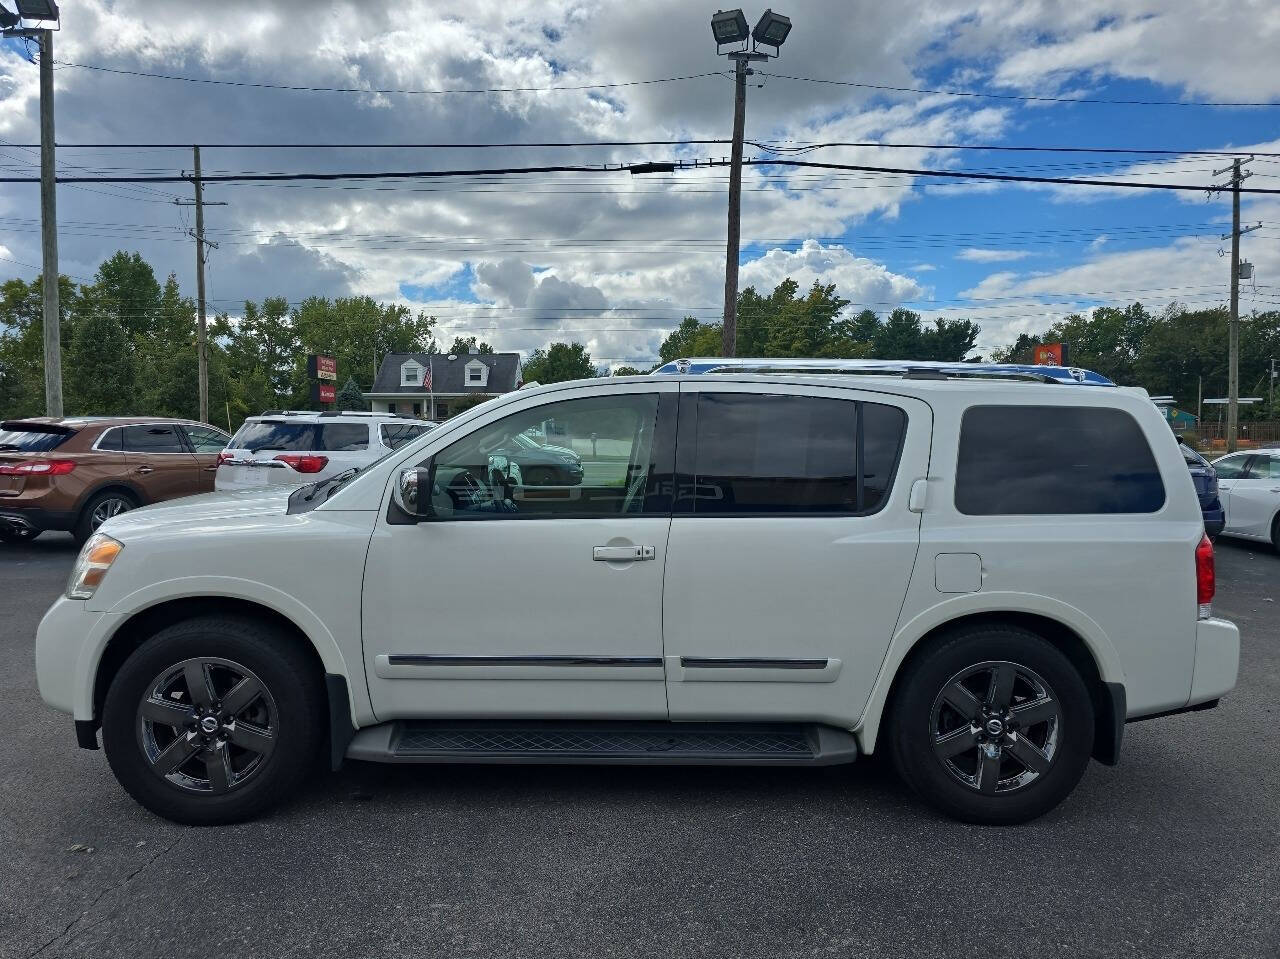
[1, 0, 1279, 369]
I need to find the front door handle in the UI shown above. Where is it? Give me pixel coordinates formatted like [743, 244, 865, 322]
[136, 466, 154, 474]
[593, 545, 656, 562]
[203, 465, 218, 472]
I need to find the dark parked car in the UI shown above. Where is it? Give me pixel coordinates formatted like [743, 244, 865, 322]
[490, 430, 584, 486]
[1179, 441, 1225, 537]
[0, 416, 229, 544]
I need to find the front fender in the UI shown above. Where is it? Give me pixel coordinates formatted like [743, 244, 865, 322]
[852, 591, 1126, 755]
[76, 576, 370, 726]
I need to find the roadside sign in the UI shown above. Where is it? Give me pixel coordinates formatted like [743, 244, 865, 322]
[1033, 343, 1070, 366]
[308, 354, 337, 381]
[310, 382, 336, 405]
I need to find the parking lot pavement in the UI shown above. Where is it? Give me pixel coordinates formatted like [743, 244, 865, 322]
[1, 535, 1277, 959]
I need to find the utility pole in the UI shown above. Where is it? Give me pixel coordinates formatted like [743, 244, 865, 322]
[38, 27, 60, 416]
[175, 146, 226, 424]
[711, 8, 792, 357]
[1212, 157, 1260, 452]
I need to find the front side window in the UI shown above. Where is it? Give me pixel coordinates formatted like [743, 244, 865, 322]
[687, 393, 906, 515]
[1245, 455, 1280, 479]
[1212, 453, 1249, 479]
[121, 425, 185, 453]
[424, 393, 664, 519]
[184, 425, 229, 452]
[956, 405, 1166, 515]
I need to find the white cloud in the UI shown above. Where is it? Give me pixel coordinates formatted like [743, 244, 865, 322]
[740, 240, 924, 307]
[956, 248, 1036, 263]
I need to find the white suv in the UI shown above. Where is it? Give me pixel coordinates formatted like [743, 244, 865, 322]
[214, 411, 434, 492]
[35, 362, 1239, 826]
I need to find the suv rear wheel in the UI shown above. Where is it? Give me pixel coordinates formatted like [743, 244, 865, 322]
[888, 624, 1095, 825]
[75, 490, 138, 544]
[102, 616, 324, 825]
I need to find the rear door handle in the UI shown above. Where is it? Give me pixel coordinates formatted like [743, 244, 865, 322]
[136, 466, 154, 474]
[593, 545, 656, 562]
[203, 466, 218, 472]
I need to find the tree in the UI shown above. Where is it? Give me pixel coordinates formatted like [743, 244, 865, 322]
[448, 336, 494, 355]
[521, 342, 596, 384]
[336, 377, 366, 411]
[611, 366, 643, 376]
[658, 316, 722, 363]
[292, 296, 437, 395]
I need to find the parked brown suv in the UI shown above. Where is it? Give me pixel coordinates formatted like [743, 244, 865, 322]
[0, 417, 230, 544]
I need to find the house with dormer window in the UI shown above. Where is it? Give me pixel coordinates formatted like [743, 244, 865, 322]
[363, 349, 521, 420]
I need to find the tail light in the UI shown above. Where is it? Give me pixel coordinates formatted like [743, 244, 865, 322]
[1195, 533, 1215, 620]
[216, 451, 234, 466]
[274, 453, 329, 473]
[0, 459, 76, 476]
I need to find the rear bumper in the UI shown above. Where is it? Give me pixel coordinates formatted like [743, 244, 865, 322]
[1201, 502, 1225, 538]
[0, 506, 77, 533]
[1188, 617, 1239, 705]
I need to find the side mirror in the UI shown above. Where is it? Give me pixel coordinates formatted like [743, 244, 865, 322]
[392, 464, 435, 521]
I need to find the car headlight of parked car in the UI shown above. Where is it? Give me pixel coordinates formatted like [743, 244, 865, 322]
[67, 533, 123, 600]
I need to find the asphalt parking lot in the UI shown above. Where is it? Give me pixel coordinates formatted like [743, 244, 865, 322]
[1, 535, 1277, 959]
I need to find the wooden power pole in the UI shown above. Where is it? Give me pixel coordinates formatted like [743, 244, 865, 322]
[1213, 157, 1260, 453]
[720, 50, 766, 358]
[176, 146, 225, 424]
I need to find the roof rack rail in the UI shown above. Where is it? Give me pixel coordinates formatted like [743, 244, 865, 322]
[652, 357, 1114, 386]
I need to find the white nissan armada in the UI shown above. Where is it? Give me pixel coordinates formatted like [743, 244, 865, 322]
[35, 360, 1240, 826]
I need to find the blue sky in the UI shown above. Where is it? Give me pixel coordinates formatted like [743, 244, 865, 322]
[1, 1, 1278, 366]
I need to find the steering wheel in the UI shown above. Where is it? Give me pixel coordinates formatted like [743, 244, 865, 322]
[446, 469, 484, 509]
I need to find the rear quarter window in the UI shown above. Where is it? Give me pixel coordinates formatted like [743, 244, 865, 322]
[955, 405, 1166, 515]
[229, 421, 369, 452]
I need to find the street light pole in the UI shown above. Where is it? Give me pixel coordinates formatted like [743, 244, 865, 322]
[712, 8, 791, 358]
[38, 26, 60, 416]
[721, 50, 763, 359]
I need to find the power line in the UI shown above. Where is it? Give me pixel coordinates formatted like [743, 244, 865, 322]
[757, 71, 1280, 108]
[7, 140, 1279, 158]
[3, 157, 1279, 193]
[51, 60, 726, 96]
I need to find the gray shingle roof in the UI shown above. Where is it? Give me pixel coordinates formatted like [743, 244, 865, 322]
[368, 352, 521, 395]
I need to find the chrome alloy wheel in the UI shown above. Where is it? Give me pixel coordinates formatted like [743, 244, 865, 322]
[90, 496, 131, 531]
[929, 660, 1061, 795]
[136, 657, 278, 795]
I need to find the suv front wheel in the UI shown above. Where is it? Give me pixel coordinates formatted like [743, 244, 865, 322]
[888, 624, 1095, 825]
[102, 616, 324, 825]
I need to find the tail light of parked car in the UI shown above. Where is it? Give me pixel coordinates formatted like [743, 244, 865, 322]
[273, 453, 329, 473]
[1195, 533, 1215, 620]
[0, 459, 76, 475]
[216, 451, 234, 466]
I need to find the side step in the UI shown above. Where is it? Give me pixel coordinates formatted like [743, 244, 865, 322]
[346, 720, 859, 766]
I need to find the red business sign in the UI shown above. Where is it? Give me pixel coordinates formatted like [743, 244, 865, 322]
[310, 382, 336, 405]
[1033, 343, 1070, 366]
[308, 354, 337, 380]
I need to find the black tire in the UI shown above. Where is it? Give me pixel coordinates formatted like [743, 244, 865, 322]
[0, 526, 42, 544]
[1272, 514, 1279, 554]
[102, 615, 324, 825]
[74, 489, 138, 544]
[887, 624, 1095, 826]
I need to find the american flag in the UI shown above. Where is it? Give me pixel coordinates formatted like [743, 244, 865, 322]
[422, 361, 432, 392]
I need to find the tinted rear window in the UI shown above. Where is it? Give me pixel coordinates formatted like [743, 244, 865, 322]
[230, 421, 369, 452]
[690, 393, 906, 515]
[956, 405, 1165, 515]
[0, 428, 73, 452]
[381, 423, 431, 450]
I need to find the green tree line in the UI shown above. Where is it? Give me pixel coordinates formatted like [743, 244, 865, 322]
[992, 302, 1280, 419]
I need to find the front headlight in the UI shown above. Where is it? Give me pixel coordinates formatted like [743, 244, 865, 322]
[67, 533, 123, 600]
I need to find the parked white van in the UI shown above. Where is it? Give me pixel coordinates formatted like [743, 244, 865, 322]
[36, 361, 1239, 825]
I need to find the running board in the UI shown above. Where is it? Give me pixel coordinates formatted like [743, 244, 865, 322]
[345, 720, 859, 766]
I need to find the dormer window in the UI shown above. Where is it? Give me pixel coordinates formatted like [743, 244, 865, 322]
[400, 360, 424, 387]
[464, 359, 489, 388]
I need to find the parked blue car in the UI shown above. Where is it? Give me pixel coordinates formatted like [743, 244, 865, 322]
[1179, 441, 1225, 537]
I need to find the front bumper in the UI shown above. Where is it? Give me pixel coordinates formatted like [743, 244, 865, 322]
[35, 596, 117, 720]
